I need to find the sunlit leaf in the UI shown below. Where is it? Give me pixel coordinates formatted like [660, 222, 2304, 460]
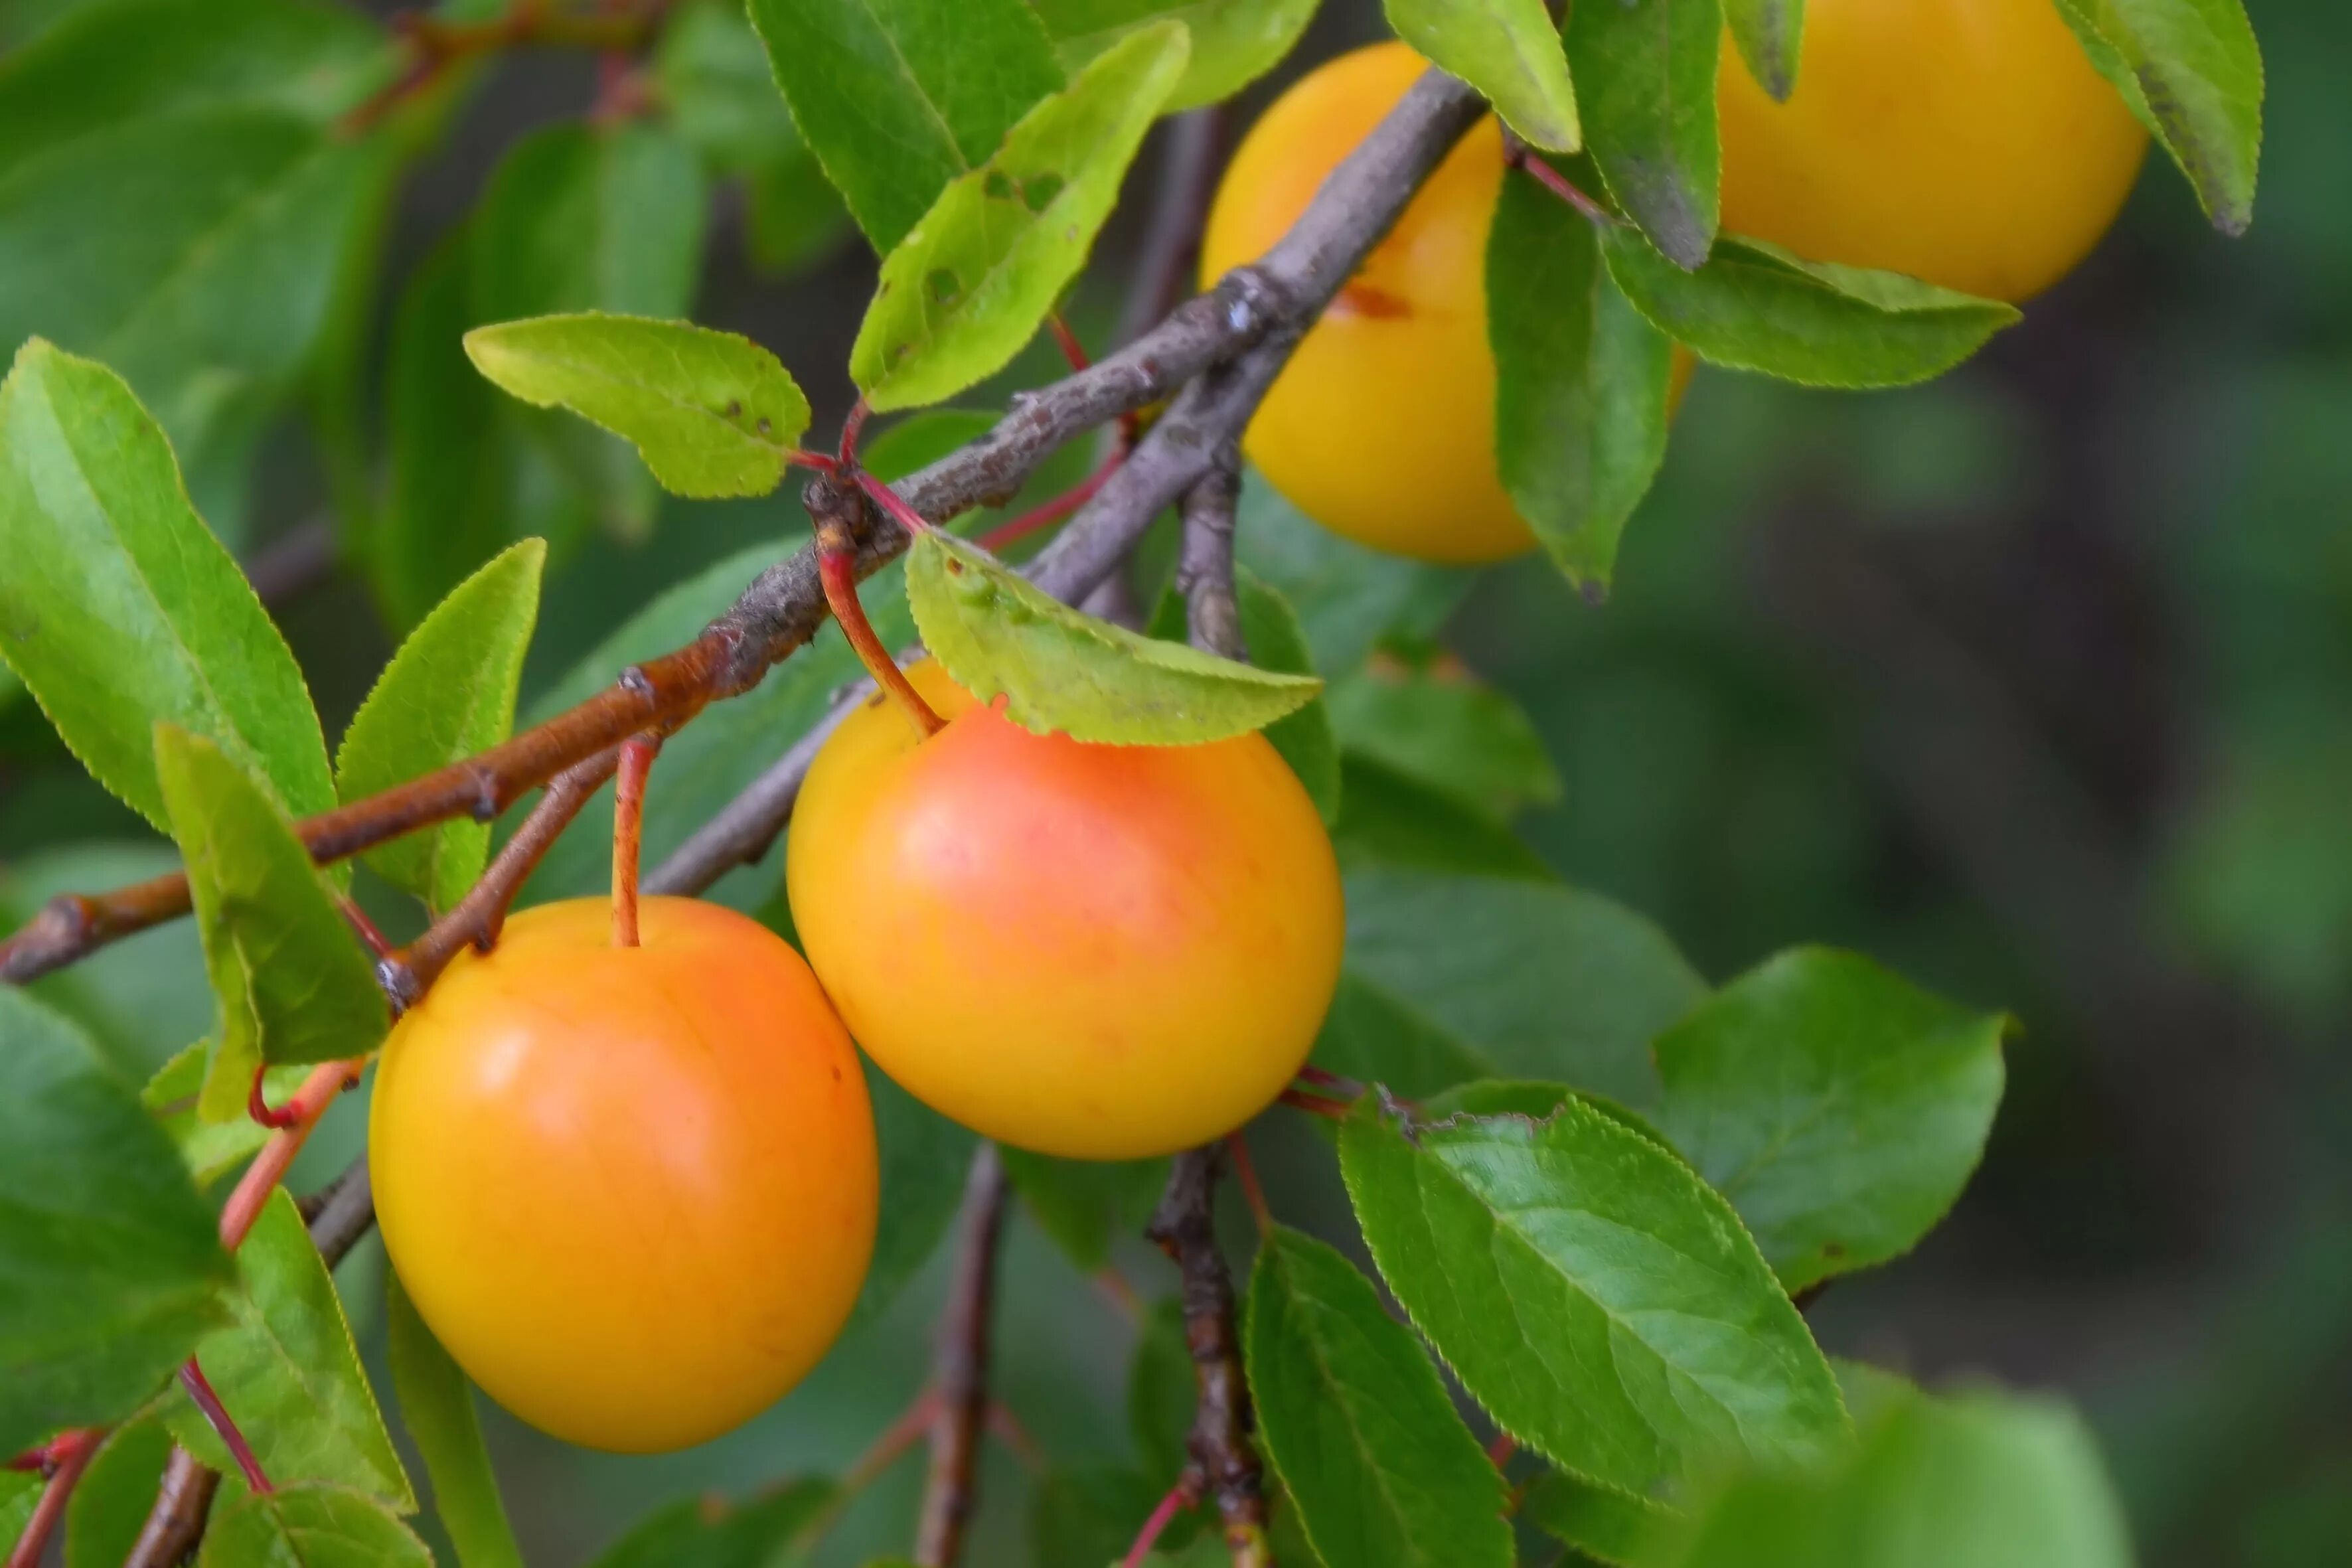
[1384, 0, 1579, 151]
[199, 1480, 431, 1568]
[1032, 0, 1316, 111]
[2049, 0, 2262, 234]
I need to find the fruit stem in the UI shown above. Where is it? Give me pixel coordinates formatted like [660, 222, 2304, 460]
[1225, 1132, 1273, 1235]
[1276, 1086, 1350, 1123]
[218, 1058, 364, 1251]
[1487, 1432, 1518, 1471]
[975, 453, 1120, 552]
[1122, 1476, 1202, 1568]
[335, 896, 394, 961]
[3, 1428, 95, 1568]
[611, 732, 662, 949]
[246, 1065, 300, 1130]
[836, 396, 871, 468]
[817, 525, 943, 739]
[1508, 140, 1615, 226]
[850, 468, 937, 540]
[177, 1361, 270, 1495]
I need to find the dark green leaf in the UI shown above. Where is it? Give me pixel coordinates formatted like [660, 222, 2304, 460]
[586, 1478, 836, 1568]
[164, 1190, 412, 1507]
[1239, 568, 1342, 824]
[850, 1072, 980, 1330]
[0, 1470, 33, 1547]
[143, 1042, 307, 1190]
[1330, 756, 1555, 882]
[64, 1415, 174, 1568]
[155, 726, 384, 1120]
[387, 1273, 521, 1568]
[1233, 471, 1470, 676]
[1246, 1225, 1514, 1568]
[199, 1481, 431, 1568]
[1339, 1097, 1848, 1498]
[1488, 167, 1673, 592]
[1312, 975, 1490, 1101]
[465, 315, 812, 499]
[0, 987, 231, 1456]
[1032, 0, 1318, 110]
[1722, 0, 1804, 101]
[1000, 1147, 1168, 1270]
[1652, 948, 2007, 1294]
[748, 0, 1063, 250]
[1031, 1466, 1166, 1568]
[2049, 0, 2262, 234]
[1384, 0, 1580, 151]
[1521, 1467, 1680, 1568]
[336, 540, 543, 913]
[851, 22, 1190, 411]
[656, 1, 818, 174]
[1601, 228, 2019, 388]
[904, 527, 1322, 744]
[1328, 651, 1561, 821]
[0, 341, 332, 828]
[1129, 1293, 1194, 1487]
[1563, 0, 1721, 267]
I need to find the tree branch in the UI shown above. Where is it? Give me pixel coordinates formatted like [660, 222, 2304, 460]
[121, 1447, 218, 1568]
[913, 1146, 1010, 1568]
[1176, 442, 1245, 662]
[1148, 1148, 1269, 1567]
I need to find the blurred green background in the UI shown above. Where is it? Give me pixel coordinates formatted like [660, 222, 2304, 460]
[3, 0, 2347, 1563]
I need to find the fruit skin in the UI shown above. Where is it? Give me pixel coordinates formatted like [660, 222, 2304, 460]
[1717, 0, 2148, 303]
[787, 661, 1344, 1161]
[370, 896, 876, 1454]
[1203, 41, 1530, 564]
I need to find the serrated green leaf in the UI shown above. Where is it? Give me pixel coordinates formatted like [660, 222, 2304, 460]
[1339, 1097, 1848, 1498]
[0, 988, 231, 1455]
[1522, 1467, 1680, 1567]
[336, 540, 543, 913]
[1652, 948, 2007, 1294]
[587, 1478, 837, 1568]
[1722, 0, 1804, 102]
[1328, 651, 1561, 822]
[1563, 0, 1721, 267]
[64, 1414, 174, 1568]
[386, 1273, 521, 1568]
[200, 1480, 432, 1568]
[154, 726, 384, 1121]
[905, 527, 1320, 744]
[1000, 1146, 1168, 1271]
[0, 1469, 35, 1547]
[1232, 471, 1471, 676]
[1334, 866, 1703, 1105]
[747, 0, 1063, 251]
[851, 21, 1190, 410]
[164, 1189, 412, 1509]
[1031, 1466, 1169, 1568]
[1384, 0, 1579, 151]
[143, 1041, 307, 1190]
[1032, 0, 1317, 111]
[1330, 756, 1554, 882]
[0, 341, 332, 828]
[1489, 166, 1673, 593]
[1421, 1079, 1669, 1149]
[1129, 1293, 1194, 1488]
[465, 315, 813, 499]
[1247, 1225, 1514, 1568]
[1601, 228, 2019, 388]
[2049, 0, 2262, 235]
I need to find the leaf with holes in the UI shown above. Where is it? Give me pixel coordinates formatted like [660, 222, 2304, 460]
[1339, 1097, 1849, 1499]
[155, 726, 384, 1122]
[336, 540, 544, 915]
[1385, 0, 1579, 151]
[0, 988, 231, 1454]
[1563, 0, 1721, 268]
[2049, 0, 2262, 235]
[0, 341, 333, 828]
[464, 316, 813, 499]
[1653, 948, 2009, 1294]
[850, 21, 1190, 412]
[1723, 0, 1805, 102]
[1603, 228, 2018, 388]
[199, 1481, 432, 1568]
[388, 1274, 522, 1568]
[1032, 0, 1318, 111]
[163, 1190, 414, 1508]
[905, 528, 1321, 745]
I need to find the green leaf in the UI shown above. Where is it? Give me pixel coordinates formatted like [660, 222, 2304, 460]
[1721, 0, 1804, 102]
[1384, 0, 1580, 152]
[1521, 1468, 1681, 1568]
[904, 527, 1321, 744]
[586, 1478, 837, 1568]
[655, 0, 818, 174]
[1338, 1097, 1848, 1498]
[1232, 471, 1471, 676]
[154, 726, 384, 1121]
[1334, 866, 1704, 1105]
[1031, 0, 1318, 111]
[1245, 1225, 1514, 1568]
[0, 341, 333, 827]
[851, 1072, 980, 1330]
[1032, 1466, 1168, 1568]
[1488, 167, 1674, 593]
[464, 315, 813, 499]
[1650, 948, 2008, 1295]
[386, 1273, 522, 1568]
[999, 1146, 1168, 1270]
[2049, 0, 2262, 235]
[336, 540, 544, 913]
[747, 0, 1063, 251]
[850, 21, 1188, 411]
[143, 1042, 307, 1190]
[200, 1481, 432, 1568]
[1328, 651, 1561, 822]
[164, 1189, 413, 1509]
[1601, 229, 2019, 388]
[1129, 1294, 1194, 1487]
[1148, 566, 1342, 821]
[1330, 756, 1554, 882]
[0, 987, 231, 1456]
[64, 1415, 175, 1568]
[0, 1470, 35, 1548]
[1664, 1385, 2133, 1568]
[1563, 0, 1721, 268]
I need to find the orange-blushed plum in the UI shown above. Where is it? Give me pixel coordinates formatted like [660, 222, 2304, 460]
[370, 896, 876, 1453]
[1717, 0, 2149, 303]
[787, 661, 1344, 1161]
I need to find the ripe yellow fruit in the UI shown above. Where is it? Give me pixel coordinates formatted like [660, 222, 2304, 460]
[370, 897, 876, 1452]
[1717, 0, 2149, 302]
[787, 661, 1344, 1160]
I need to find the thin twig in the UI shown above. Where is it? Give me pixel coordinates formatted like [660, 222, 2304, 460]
[1176, 442, 1245, 661]
[1124, 1474, 1203, 1568]
[177, 1362, 268, 1496]
[121, 1447, 220, 1568]
[609, 734, 661, 947]
[4, 1428, 94, 1568]
[340, 0, 668, 133]
[218, 1058, 364, 1251]
[914, 1147, 1010, 1567]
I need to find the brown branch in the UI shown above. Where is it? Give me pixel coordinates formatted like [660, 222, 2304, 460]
[1176, 442, 1245, 662]
[913, 1146, 1010, 1567]
[121, 1447, 218, 1568]
[1147, 1148, 1269, 1567]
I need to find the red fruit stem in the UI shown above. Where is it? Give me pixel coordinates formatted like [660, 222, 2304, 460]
[1123, 1478, 1200, 1568]
[1487, 1432, 1518, 1470]
[5, 1428, 95, 1568]
[1511, 143, 1614, 225]
[1047, 313, 1093, 374]
[836, 397, 871, 468]
[177, 1362, 269, 1496]
[1293, 1063, 1362, 1098]
[1276, 1086, 1350, 1123]
[611, 732, 661, 949]
[984, 1402, 1045, 1472]
[850, 468, 936, 540]
[219, 1058, 363, 1251]
[335, 897, 394, 961]
[246, 1065, 300, 1130]
[817, 532, 943, 738]
[976, 453, 1121, 552]
[1225, 1132, 1273, 1235]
